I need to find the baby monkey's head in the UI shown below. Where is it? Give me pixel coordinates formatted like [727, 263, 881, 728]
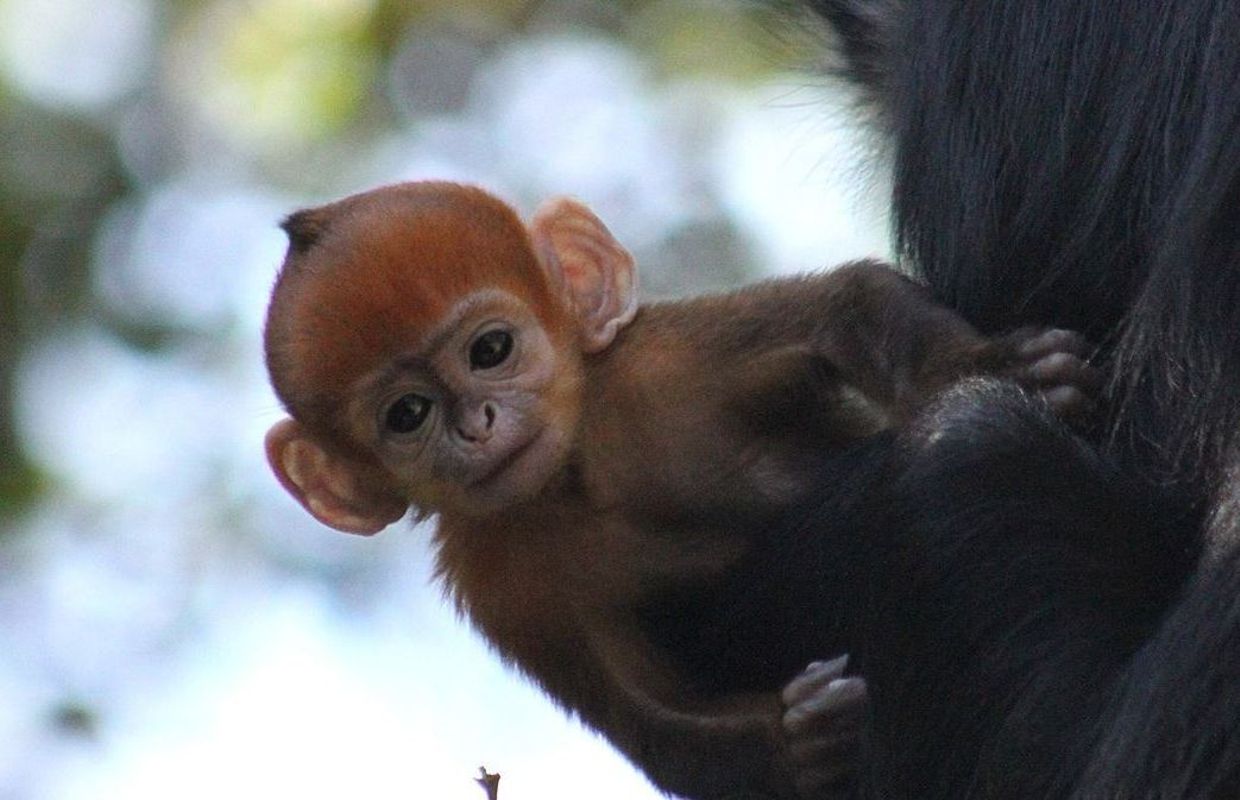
[263, 181, 637, 528]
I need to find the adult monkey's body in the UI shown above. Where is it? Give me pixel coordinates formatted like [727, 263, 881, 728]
[776, 0, 1240, 795]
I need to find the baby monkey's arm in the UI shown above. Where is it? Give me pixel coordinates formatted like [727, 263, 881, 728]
[790, 262, 1098, 426]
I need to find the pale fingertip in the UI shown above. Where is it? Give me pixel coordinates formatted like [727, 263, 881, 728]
[782, 655, 851, 706]
[827, 677, 869, 699]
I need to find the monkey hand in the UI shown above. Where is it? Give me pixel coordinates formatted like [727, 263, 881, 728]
[990, 328, 1101, 419]
[780, 655, 868, 800]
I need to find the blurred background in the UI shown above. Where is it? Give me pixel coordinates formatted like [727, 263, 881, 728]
[0, 1, 889, 797]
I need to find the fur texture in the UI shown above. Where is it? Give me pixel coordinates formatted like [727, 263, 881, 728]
[786, 0, 1240, 795]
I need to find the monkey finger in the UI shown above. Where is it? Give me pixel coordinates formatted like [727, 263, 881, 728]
[1039, 385, 1098, 418]
[783, 677, 869, 735]
[781, 655, 850, 708]
[787, 718, 863, 760]
[787, 717, 860, 797]
[786, 709, 865, 752]
[1024, 352, 1103, 393]
[1016, 328, 1093, 360]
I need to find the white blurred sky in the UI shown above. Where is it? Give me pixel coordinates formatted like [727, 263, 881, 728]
[1, 2, 889, 798]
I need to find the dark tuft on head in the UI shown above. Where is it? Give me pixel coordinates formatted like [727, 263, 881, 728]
[280, 209, 329, 255]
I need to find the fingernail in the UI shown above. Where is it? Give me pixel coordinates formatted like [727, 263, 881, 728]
[815, 654, 849, 675]
[827, 677, 867, 699]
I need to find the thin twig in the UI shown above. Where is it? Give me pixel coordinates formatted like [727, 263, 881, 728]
[475, 766, 501, 800]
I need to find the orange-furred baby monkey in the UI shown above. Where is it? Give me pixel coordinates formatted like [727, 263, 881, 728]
[263, 182, 1095, 798]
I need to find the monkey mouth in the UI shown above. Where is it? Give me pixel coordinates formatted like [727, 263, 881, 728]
[467, 433, 542, 491]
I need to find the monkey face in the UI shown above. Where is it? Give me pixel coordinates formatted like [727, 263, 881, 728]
[356, 289, 583, 517]
[264, 181, 635, 533]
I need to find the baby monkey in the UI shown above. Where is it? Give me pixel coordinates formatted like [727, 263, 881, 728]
[263, 182, 1095, 799]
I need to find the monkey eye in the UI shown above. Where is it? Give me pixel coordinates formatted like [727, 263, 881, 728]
[384, 393, 433, 434]
[469, 329, 514, 370]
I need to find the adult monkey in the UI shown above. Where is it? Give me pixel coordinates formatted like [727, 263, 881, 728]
[770, 0, 1240, 796]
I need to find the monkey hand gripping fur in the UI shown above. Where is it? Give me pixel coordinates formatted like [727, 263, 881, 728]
[261, 181, 1097, 799]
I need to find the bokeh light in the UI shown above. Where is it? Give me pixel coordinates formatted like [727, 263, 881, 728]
[0, 0, 154, 111]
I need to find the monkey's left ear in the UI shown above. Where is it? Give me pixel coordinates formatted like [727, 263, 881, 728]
[530, 197, 638, 353]
[265, 418, 408, 535]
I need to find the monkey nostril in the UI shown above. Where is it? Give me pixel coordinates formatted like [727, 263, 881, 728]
[457, 403, 497, 443]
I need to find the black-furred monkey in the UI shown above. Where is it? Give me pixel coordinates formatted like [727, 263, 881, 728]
[754, 0, 1240, 796]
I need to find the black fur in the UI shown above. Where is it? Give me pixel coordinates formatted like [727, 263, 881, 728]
[650, 381, 1196, 797]
[800, 0, 900, 114]
[637, 434, 892, 695]
[732, 0, 1240, 795]
[1070, 539, 1240, 798]
[853, 382, 1195, 797]
[816, 0, 1240, 496]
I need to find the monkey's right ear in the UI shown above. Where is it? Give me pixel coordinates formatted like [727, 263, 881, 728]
[530, 197, 638, 353]
[264, 418, 408, 535]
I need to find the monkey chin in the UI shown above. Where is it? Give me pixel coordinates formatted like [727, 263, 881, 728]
[457, 424, 570, 518]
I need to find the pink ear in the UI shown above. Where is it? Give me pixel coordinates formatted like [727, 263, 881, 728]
[530, 197, 638, 353]
[265, 418, 407, 535]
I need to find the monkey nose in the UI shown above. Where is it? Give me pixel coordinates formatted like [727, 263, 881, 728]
[455, 401, 497, 444]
